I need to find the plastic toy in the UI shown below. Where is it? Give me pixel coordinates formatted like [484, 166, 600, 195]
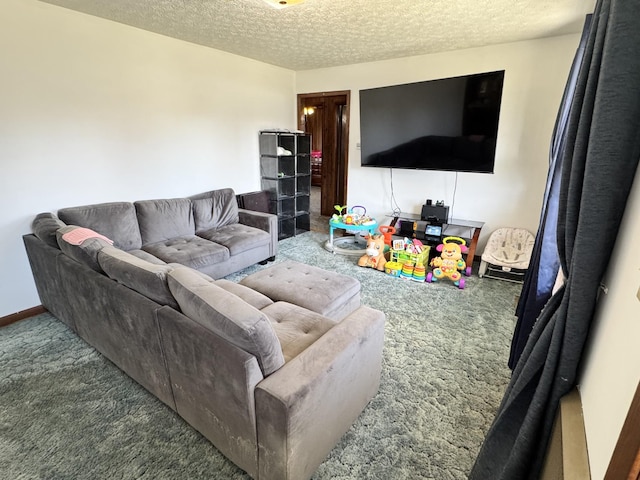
[407, 238, 425, 254]
[378, 225, 397, 247]
[384, 261, 402, 277]
[426, 236, 471, 289]
[332, 204, 375, 227]
[357, 234, 387, 271]
[400, 261, 415, 279]
[412, 264, 426, 282]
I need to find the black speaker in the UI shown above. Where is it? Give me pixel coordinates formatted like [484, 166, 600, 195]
[421, 204, 449, 223]
[398, 219, 415, 237]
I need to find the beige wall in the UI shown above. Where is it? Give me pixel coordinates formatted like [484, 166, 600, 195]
[0, 0, 296, 317]
[296, 34, 581, 249]
[579, 166, 640, 479]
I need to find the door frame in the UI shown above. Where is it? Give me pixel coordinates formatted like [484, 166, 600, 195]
[297, 90, 350, 217]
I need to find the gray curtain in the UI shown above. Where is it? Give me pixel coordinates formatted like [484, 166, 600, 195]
[509, 15, 591, 370]
[470, 0, 640, 478]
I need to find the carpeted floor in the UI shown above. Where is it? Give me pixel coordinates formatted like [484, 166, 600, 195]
[0, 231, 521, 479]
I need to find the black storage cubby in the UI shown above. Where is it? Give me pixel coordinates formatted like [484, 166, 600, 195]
[259, 130, 312, 240]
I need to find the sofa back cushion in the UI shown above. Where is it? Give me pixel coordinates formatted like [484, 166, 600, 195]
[58, 202, 142, 251]
[98, 245, 178, 309]
[32, 212, 66, 249]
[190, 188, 239, 232]
[135, 198, 195, 246]
[214, 279, 273, 310]
[167, 267, 284, 376]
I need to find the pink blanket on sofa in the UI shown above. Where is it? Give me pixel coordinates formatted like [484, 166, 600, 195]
[61, 227, 114, 246]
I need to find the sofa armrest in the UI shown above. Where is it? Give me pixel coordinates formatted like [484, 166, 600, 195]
[238, 208, 278, 258]
[255, 306, 385, 480]
[157, 305, 263, 478]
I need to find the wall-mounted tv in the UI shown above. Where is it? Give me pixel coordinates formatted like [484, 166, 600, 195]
[359, 70, 505, 174]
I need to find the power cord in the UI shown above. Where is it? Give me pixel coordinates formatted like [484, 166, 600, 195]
[449, 171, 458, 222]
[390, 168, 401, 215]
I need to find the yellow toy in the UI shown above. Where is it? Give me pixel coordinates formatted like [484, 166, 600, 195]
[358, 234, 387, 271]
[427, 236, 470, 289]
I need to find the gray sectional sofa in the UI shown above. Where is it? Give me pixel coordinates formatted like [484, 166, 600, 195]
[23, 187, 386, 480]
[53, 188, 278, 279]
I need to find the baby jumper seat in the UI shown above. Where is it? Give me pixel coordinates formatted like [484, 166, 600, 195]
[479, 228, 535, 283]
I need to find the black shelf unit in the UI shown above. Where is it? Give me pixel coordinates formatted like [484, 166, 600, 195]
[259, 131, 311, 240]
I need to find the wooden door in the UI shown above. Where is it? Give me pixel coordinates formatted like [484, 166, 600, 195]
[297, 91, 350, 217]
[605, 380, 640, 480]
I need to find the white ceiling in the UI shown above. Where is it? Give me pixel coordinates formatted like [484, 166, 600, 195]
[40, 0, 595, 71]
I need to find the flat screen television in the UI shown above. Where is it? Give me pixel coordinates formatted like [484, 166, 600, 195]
[359, 70, 505, 174]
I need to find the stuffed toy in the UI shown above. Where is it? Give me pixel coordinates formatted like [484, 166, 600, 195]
[358, 234, 387, 271]
[428, 236, 469, 288]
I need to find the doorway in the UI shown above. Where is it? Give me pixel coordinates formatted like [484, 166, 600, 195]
[297, 91, 350, 219]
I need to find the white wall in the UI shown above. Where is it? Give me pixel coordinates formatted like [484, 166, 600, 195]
[4, 3, 636, 476]
[296, 35, 581, 249]
[0, 0, 296, 317]
[579, 167, 640, 479]
[297, 35, 640, 478]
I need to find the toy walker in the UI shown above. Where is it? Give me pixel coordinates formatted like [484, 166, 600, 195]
[426, 236, 472, 289]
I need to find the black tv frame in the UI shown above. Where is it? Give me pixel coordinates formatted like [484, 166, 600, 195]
[359, 70, 505, 174]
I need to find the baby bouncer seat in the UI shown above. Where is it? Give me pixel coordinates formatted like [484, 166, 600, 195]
[478, 228, 535, 283]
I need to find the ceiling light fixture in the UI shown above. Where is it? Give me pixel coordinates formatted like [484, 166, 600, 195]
[261, 0, 305, 9]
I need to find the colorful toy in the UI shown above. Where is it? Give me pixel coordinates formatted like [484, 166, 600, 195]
[392, 238, 405, 251]
[357, 234, 387, 271]
[378, 225, 397, 247]
[400, 262, 415, 279]
[384, 261, 402, 277]
[390, 238, 430, 269]
[412, 264, 426, 282]
[332, 204, 376, 226]
[426, 236, 471, 289]
[406, 238, 425, 254]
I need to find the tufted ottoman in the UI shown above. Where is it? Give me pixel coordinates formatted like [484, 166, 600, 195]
[239, 260, 361, 321]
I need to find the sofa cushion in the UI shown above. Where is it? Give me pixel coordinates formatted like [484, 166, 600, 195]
[135, 198, 195, 246]
[197, 223, 270, 256]
[127, 249, 167, 265]
[142, 236, 229, 270]
[32, 213, 66, 249]
[56, 226, 112, 272]
[240, 260, 361, 321]
[57, 202, 143, 251]
[261, 302, 336, 363]
[167, 267, 284, 376]
[214, 279, 274, 310]
[97, 245, 178, 309]
[191, 188, 239, 231]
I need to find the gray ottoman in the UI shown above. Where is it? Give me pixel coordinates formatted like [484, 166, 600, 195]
[239, 260, 361, 321]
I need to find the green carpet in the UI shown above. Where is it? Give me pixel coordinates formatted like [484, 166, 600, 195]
[0, 231, 521, 479]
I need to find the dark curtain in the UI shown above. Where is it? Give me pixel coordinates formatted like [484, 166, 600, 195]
[470, 0, 640, 478]
[508, 16, 592, 370]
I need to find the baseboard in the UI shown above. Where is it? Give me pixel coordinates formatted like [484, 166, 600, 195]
[0, 305, 47, 328]
[540, 387, 591, 480]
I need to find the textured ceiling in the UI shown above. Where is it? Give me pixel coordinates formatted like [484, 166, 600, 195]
[39, 0, 594, 71]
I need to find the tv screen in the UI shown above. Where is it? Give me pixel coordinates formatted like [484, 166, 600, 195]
[359, 70, 505, 174]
